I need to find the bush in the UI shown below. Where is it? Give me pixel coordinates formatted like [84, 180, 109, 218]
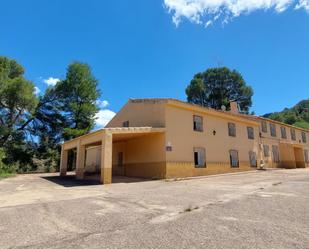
[0, 148, 16, 178]
[32, 157, 57, 173]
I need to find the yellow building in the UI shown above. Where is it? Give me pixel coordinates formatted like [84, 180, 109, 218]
[60, 99, 309, 184]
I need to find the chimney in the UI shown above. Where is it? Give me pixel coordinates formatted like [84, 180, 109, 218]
[230, 101, 239, 114]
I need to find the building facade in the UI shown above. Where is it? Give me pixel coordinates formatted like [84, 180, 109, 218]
[60, 99, 309, 184]
[256, 117, 309, 169]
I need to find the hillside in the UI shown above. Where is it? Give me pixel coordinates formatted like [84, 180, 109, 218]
[263, 99, 309, 130]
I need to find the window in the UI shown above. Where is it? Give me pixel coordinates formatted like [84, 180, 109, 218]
[301, 132, 307, 143]
[228, 122, 236, 137]
[270, 123, 276, 137]
[249, 151, 257, 167]
[247, 127, 254, 140]
[272, 145, 280, 163]
[263, 145, 270, 157]
[194, 147, 206, 168]
[193, 115, 203, 132]
[229, 150, 239, 168]
[118, 152, 123, 167]
[261, 121, 267, 133]
[280, 126, 287, 139]
[290, 129, 296, 141]
[304, 150, 309, 163]
[123, 121, 129, 127]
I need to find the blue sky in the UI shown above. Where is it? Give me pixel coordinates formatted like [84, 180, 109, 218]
[1, 0, 308, 126]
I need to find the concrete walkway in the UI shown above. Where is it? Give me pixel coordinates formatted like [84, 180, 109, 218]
[1, 169, 309, 249]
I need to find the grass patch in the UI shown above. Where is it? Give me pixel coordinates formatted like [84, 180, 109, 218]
[0, 171, 15, 180]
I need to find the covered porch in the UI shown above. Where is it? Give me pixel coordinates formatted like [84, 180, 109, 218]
[59, 127, 166, 184]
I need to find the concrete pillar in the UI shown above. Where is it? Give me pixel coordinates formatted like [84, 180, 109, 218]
[60, 146, 68, 176]
[101, 132, 113, 184]
[76, 143, 86, 180]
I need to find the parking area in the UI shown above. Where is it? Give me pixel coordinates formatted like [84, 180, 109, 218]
[1, 169, 309, 249]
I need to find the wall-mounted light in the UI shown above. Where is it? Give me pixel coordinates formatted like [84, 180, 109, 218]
[166, 141, 172, 151]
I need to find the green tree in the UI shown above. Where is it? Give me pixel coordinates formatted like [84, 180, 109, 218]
[264, 99, 309, 130]
[55, 62, 100, 140]
[0, 57, 102, 172]
[186, 67, 254, 113]
[0, 57, 38, 146]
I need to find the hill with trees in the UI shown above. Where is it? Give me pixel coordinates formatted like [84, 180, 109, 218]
[263, 100, 309, 130]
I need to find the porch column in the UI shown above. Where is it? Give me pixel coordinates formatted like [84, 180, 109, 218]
[76, 142, 86, 180]
[60, 145, 68, 176]
[101, 132, 113, 184]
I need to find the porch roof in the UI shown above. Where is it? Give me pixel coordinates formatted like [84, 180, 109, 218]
[62, 127, 165, 150]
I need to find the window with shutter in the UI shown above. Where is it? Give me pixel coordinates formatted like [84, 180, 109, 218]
[272, 145, 280, 163]
[270, 123, 276, 137]
[249, 151, 257, 167]
[193, 115, 203, 132]
[261, 121, 267, 133]
[281, 127, 287, 139]
[229, 150, 239, 168]
[228, 123, 236, 137]
[247, 127, 254, 139]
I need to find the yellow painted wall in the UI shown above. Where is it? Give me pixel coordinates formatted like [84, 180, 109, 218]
[278, 143, 296, 169]
[111, 133, 166, 179]
[112, 142, 126, 176]
[166, 162, 254, 178]
[164, 105, 260, 177]
[260, 138, 281, 168]
[106, 99, 166, 128]
[259, 119, 309, 168]
[294, 147, 306, 168]
[85, 146, 101, 173]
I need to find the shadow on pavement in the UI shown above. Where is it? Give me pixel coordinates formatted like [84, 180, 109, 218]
[41, 174, 152, 187]
[41, 175, 101, 187]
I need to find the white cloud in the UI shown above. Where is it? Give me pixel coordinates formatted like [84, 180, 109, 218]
[95, 109, 116, 127]
[34, 86, 41, 95]
[164, 0, 309, 27]
[296, 0, 309, 10]
[43, 77, 60, 86]
[96, 100, 109, 109]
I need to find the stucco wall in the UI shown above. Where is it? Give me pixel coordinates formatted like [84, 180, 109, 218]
[84, 146, 101, 173]
[166, 162, 253, 178]
[259, 119, 309, 147]
[106, 99, 166, 128]
[111, 133, 166, 178]
[260, 138, 281, 168]
[259, 119, 309, 168]
[112, 141, 126, 176]
[278, 143, 296, 168]
[164, 105, 260, 176]
[294, 147, 306, 168]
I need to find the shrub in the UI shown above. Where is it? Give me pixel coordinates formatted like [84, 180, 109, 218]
[0, 148, 16, 178]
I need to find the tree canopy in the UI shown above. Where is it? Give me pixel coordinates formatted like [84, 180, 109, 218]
[0, 57, 38, 146]
[185, 67, 253, 113]
[55, 62, 100, 140]
[0, 57, 101, 172]
[264, 99, 309, 130]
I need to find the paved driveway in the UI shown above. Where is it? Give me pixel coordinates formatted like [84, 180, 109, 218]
[1, 169, 309, 249]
